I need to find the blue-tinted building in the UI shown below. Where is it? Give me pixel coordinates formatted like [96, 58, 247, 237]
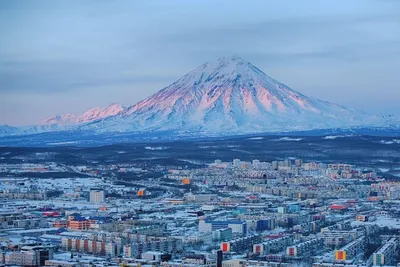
[200, 219, 247, 236]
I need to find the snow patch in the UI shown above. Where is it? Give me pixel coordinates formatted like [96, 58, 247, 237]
[272, 137, 304, 142]
[323, 135, 353, 140]
[46, 141, 79, 145]
[144, 146, 169, 150]
[379, 139, 400, 145]
[248, 137, 264, 140]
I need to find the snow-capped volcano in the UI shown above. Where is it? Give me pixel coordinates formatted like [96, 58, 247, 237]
[88, 56, 375, 133]
[0, 56, 394, 138]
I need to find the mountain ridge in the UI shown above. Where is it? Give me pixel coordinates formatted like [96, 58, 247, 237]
[80, 56, 379, 134]
[40, 103, 125, 125]
[0, 56, 397, 137]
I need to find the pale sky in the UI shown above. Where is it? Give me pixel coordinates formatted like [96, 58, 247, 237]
[1, 0, 400, 126]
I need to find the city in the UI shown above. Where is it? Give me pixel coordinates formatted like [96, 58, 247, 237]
[1, 156, 399, 266]
[1, 1, 400, 267]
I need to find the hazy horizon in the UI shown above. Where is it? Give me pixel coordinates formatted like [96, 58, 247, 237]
[1, 0, 400, 126]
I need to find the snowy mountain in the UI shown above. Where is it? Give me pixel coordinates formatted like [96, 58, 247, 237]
[41, 113, 78, 125]
[0, 103, 125, 136]
[41, 103, 125, 125]
[0, 125, 19, 136]
[83, 56, 384, 134]
[0, 57, 396, 138]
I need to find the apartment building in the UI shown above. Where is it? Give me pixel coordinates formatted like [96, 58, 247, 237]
[222, 259, 292, 267]
[322, 228, 363, 248]
[212, 228, 233, 241]
[0, 211, 24, 229]
[2, 246, 53, 266]
[253, 235, 293, 255]
[221, 234, 261, 253]
[334, 236, 366, 261]
[89, 188, 105, 203]
[68, 218, 91, 230]
[62, 237, 107, 255]
[199, 219, 247, 236]
[373, 238, 398, 266]
[124, 238, 183, 258]
[45, 260, 79, 266]
[286, 237, 324, 258]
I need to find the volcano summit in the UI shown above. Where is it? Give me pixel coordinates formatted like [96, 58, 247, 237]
[0, 57, 390, 137]
[82, 56, 375, 134]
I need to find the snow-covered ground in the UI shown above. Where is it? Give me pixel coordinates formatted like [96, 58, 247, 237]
[352, 216, 400, 229]
[379, 139, 400, 145]
[272, 137, 304, 142]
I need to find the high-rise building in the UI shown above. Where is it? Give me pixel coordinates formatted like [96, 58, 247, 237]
[252, 160, 260, 168]
[212, 228, 233, 241]
[295, 159, 303, 167]
[272, 161, 279, 170]
[217, 250, 223, 267]
[233, 159, 241, 168]
[283, 159, 291, 167]
[90, 188, 105, 203]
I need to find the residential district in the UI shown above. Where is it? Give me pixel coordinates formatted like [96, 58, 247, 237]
[0, 158, 400, 267]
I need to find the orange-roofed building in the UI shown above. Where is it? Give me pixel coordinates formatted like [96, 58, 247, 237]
[330, 204, 347, 210]
[53, 220, 68, 228]
[137, 189, 145, 197]
[368, 196, 381, 201]
[182, 178, 191, 185]
[69, 219, 91, 230]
